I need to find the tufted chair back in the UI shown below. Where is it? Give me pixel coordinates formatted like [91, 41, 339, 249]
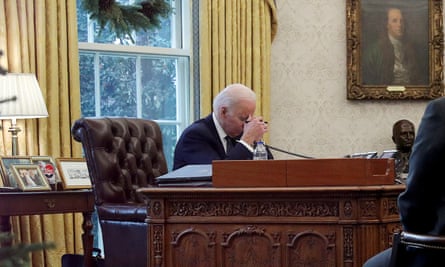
[71, 117, 168, 267]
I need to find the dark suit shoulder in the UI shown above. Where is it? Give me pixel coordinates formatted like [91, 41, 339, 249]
[180, 114, 216, 138]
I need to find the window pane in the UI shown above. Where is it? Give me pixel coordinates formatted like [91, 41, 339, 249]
[134, 9, 173, 48]
[76, 0, 88, 42]
[99, 55, 137, 116]
[141, 57, 178, 120]
[160, 125, 178, 170]
[79, 53, 95, 117]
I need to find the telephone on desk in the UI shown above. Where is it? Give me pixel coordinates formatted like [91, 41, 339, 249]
[345, 151, 378, 159]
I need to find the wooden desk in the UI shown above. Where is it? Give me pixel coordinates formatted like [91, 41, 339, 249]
[0, 190, 95, 267]
[139, 185, 405, 267]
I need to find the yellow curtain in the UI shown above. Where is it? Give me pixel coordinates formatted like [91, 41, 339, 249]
[199, 0, 278, 128]
[0, 0, 83, 266]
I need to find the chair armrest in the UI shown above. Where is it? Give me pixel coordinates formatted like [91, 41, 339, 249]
[97, 203, 147, 222]
[400, 231, 445, 250]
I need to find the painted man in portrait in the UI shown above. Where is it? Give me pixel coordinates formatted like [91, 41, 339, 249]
[361, 3, 428, 85]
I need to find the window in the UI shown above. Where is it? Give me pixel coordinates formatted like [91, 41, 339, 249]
[76, 0, 193, 171]
[77, 0, 194, 253]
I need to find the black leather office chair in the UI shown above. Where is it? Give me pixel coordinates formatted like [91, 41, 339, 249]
[71, 117, 168, 267]
[389, 231, 445, 267]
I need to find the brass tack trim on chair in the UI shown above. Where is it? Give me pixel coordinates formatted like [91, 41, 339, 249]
[400, 231, 445, 250]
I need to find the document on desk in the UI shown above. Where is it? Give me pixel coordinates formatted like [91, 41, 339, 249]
[155, 164, 212, 187]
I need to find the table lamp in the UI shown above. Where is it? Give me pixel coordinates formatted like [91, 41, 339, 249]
[0, 73, 48, 155]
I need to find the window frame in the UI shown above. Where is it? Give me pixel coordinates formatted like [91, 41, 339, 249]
[77, 0, 194, 169]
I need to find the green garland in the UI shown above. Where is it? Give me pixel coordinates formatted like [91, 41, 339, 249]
[82, 0, 173, 43]
[0, 233, 55, 267]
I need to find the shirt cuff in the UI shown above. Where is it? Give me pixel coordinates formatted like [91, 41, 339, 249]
[237, 140, 254, 153]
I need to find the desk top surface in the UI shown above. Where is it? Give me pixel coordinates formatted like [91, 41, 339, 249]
[0, 189, 92, 195]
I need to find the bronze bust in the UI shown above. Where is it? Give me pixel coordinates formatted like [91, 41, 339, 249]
[392, 119, 415, 181]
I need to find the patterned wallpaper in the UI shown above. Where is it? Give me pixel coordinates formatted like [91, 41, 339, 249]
[269, 0, 436, 159]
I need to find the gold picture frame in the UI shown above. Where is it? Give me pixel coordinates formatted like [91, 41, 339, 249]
[0, 156, 32, 187]
[346, 0, 443, 100]
[56, 158, 92, 190]
[12, 164, 51, 191]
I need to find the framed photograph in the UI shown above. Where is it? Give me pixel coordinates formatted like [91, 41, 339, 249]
[346, 0, 443, 100]
[31, 156, 61, 185]
[0, 156, 32, 187]
[12, 164, 51, 191]
[56, 158, 92, 189]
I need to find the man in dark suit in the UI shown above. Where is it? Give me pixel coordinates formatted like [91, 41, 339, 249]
[363, 97, 445, 267]
[173, 83, 272, 170]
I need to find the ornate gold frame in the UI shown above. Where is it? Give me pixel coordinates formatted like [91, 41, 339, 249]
[346, 0, 444, 100]
[12, 164, 51, 191]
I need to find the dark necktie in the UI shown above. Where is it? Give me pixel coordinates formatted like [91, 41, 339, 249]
[225, 136, 236, 154]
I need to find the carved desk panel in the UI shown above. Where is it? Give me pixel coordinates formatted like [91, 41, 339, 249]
[139, 185, 405, 267]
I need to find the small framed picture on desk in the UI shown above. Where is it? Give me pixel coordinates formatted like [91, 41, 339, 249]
[31, 156, 61, 186]
[12, 164, 51, 191]
[56, 158, 92, 190]
[0, 156, 31, 188]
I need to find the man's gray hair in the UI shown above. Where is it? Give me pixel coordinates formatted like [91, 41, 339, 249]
[213, 83, 256, 111]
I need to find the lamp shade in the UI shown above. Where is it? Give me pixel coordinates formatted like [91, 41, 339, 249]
[0, 73, 48, 119]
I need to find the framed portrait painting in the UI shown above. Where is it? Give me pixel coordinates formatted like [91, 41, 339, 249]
[346, 0, 443, 100]
[12, 164, 51, 191]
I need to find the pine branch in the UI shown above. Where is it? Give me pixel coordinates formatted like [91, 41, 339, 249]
[0, 233, 55, 267]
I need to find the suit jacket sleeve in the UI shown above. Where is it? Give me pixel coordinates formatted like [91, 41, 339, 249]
[173, 115, 253, 170]
[398, 98, 445, 234]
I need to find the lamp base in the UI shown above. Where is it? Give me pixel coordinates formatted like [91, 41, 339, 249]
[8, 123, 21, 156]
